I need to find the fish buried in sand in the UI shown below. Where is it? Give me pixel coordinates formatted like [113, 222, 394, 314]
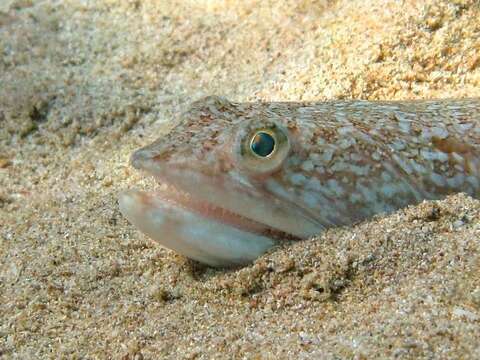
[119, 96, 480, 267]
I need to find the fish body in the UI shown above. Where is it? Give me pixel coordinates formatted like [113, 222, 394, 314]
[119, 96, 480, 267]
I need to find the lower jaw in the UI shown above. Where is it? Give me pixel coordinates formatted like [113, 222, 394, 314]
[118, 190, 277, 267]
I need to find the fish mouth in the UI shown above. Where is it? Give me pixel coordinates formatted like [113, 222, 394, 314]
[118, 190, 277, 267]
[122, 180, 293, 239]
[118, 170, 294, 267]
[119, 151, 322, 267]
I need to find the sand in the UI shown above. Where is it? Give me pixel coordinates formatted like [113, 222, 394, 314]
[1, 0, 479, 358]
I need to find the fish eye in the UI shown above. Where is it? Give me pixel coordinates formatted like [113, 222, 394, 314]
[238, 121, 290, 174]
[250, 131, 276, 158]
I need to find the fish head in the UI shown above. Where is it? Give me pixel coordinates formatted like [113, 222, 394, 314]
[119, 96, 324, 267]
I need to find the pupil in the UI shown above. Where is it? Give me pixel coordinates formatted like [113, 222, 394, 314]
[251, 132, 275, 157]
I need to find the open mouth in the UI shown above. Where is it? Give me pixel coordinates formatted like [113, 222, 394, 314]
[118, 171, 282, 267]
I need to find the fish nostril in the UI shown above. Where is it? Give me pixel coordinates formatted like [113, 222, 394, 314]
[130, 148, 151, 169]
[130, 146, 176, 170]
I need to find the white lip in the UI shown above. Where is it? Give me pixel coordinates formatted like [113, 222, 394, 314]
[118, 189, 275, 267]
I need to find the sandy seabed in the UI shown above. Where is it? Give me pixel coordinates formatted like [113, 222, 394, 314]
[1, 0, 480, 359]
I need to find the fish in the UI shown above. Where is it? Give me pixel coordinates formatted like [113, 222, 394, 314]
[119, 96, 480, 267]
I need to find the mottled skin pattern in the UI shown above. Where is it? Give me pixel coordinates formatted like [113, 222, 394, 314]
[120, 96, 480, 267]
